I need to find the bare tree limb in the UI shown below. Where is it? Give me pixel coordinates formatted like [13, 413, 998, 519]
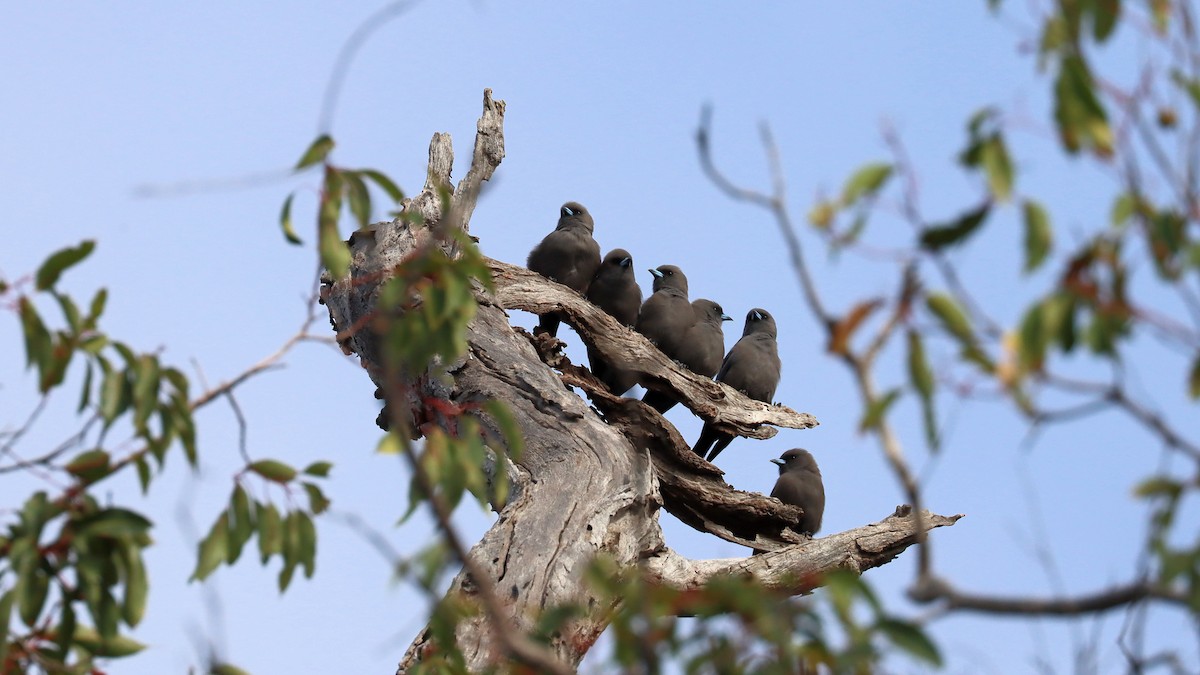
[645, 507, 962, 596]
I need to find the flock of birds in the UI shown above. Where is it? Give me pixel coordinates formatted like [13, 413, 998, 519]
[524, 201, 825, 536]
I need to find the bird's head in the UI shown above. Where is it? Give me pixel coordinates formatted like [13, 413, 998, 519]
[649, 264, 688, 294]
[743, 307, 777, 338]
[558, 201, 595, 233]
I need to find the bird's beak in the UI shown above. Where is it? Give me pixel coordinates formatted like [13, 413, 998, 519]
[562, 206, 575, 217]
[649, 268, 664, 278]
[721, 314, 732, 322]
[620, 257, 632, 268]
[770, 458, 785, 466]
[752, 310, 764, 321]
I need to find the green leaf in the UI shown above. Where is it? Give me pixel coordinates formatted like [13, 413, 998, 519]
[840, 162, 893, 205]
[920, 202, 990, 250]
[18, 297, 51, 373]
[1171, 69, 1200, 112]
[295, 134, 334, 170]
[925, 293, 975, 344]
[1022, 199, 1053, 272]
[0, 589, 13, 666]
[319, 165, 351, 279]
[36, 240, 96, 291]
[1134, 476, 1182, 499]
[297, 511, 316, 579]
[71, 625, 146, 658]
[302, 461, 333, 477]
[54, 291, 82, 333]
[65, 449, 111, 482]
[1086, 0, 1120, 42]
[301, 482, 330, 515]
[360, 168, 406, 203]
[211, 664, 253, 675]
[120, 545, 148, 627]
[1053, 55, 1113, 156]
[377, 433, 404, 455]
[135, 455, 152, 493]
[280, 192, 302, 245]
[906, 331, 938, 451]
[17, 561, 49, 628]
[87, 287, 108, 326]
[99, 363, 128, 426]
[191, 512, 229, 582]
[131, 354, 161, 433]
[876, 618, 942, 666]
[258, 503, 283, 563]
[979, 136, 1013, 201]
[76, 508, 153, 538]
[344, 170, 372, 228]
[248, 459, 297, 483]
[1018, 301, 1047, 373]
[858, 388, 902, 433]
[228, 485, 254, 564]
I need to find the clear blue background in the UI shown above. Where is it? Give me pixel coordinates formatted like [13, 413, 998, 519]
[2, 2, 1196, 673]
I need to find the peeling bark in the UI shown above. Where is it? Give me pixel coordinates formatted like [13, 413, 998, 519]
[321, 89, 960, 673]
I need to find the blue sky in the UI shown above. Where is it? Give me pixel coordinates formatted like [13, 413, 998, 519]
[2, 2, 1196, 673]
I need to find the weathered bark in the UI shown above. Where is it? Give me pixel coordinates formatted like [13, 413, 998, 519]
[321, 89, 960, 673]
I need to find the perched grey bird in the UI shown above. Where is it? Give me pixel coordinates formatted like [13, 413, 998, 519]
[635, 265, 691, 362]
[693, 308, 781, 462]
[586, 249, 643, 394]
[526, 202, 602, 337]
[771, 448, 824, 536]
[642, 299, 731, 413]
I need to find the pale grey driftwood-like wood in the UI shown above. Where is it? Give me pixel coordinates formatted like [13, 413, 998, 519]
[318, 89, 960, 674]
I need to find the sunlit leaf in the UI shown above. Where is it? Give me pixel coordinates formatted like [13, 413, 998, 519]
[925, 293, 974, 344]
[840, 162, 893, 205]
[36, 240, 96, 291]
[295, 134, 334, 170]
[279, 192, 302, 245]
[979, 136, 1013, 201]
[1053, 55, 1113, 156]
[211, 664, 253, 675]
[376, 433, 404, 454]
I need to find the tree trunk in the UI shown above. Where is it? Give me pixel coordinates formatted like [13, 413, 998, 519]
[320, 89, 960, 673]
